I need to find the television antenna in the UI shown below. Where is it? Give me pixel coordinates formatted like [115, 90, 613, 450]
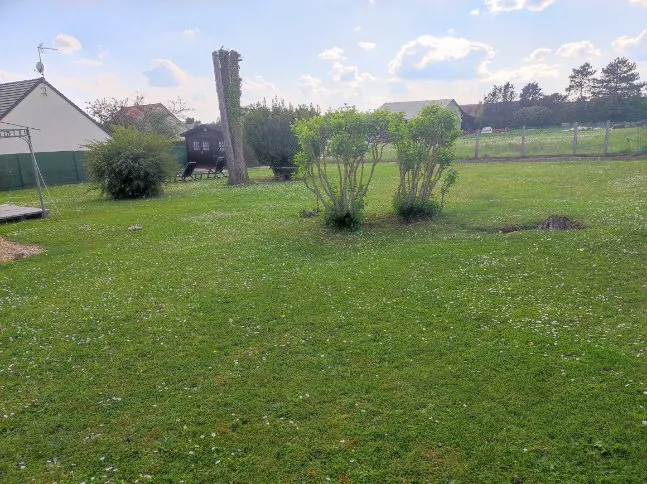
[35, 43, 58, 77]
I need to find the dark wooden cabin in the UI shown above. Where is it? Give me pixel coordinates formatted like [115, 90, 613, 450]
[180, 123, 227, 168]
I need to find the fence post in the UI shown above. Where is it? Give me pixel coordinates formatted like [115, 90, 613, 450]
[572, 122, 578, 156]
[521, 125, 526, 157]
[475, 129, 480, 159]
[603, 120, 610, 156]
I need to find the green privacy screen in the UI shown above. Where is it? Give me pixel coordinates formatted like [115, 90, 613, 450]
[0, 146, 186, 191]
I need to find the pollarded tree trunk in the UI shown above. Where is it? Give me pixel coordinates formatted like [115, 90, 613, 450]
[212, 49, 248, 185]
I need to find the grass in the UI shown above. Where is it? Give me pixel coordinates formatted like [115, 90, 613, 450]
[1, 161, 646, 483]
[380, 126, 646, 160]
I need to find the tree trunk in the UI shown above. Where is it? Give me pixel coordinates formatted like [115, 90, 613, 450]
[212, 50, 248, 185]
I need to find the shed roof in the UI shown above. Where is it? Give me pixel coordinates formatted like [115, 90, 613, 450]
[0, 78, 42, 120]
[180, 123, 223, 137]
[378, 99, 458, 119]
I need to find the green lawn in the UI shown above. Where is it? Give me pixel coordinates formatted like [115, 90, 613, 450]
[1, 161, 646, 483]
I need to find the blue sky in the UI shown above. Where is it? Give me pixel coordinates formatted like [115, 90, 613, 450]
[1, 0, 646, 123]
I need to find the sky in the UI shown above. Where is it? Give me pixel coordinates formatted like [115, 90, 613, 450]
[1, 0, 646, 123]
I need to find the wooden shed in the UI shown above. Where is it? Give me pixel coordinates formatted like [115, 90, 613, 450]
[180, 123, 226, 169]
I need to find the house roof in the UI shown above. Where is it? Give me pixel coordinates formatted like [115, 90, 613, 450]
[378, 99, 458, 119]
[0, 77, 110, 135]
[0, 78, 42, 120]
[458, 103, 482, 118]
[113, 103, 186, 136]
[180, 123, 223, 137]
[115, 103, 170, 120]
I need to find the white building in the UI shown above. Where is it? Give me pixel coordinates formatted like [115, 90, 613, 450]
[0, 78, 109, 155]
[378, 99, 466, 129]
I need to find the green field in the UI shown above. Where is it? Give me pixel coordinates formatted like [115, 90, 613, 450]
[379, 126, 647, 161]
[1, 161, 646, 482]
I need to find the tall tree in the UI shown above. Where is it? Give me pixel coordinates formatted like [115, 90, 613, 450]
[85, 94, 191, 137]
[519, 82, 544, 107]
[213, 48, 248, 185]
[594, 57, 646, 99]
[243, 97, 319, 180]
[480, 82, 516, 127]
[566, 62, 597, 101]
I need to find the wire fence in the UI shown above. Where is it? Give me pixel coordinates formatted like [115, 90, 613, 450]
[454, 123, 646, 159]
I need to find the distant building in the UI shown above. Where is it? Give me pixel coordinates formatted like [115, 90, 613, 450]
[113, 103, 186, 138]
[0, 78, 109, 155]
[456, 103, 483, 132]
[378, 99, 479, 131]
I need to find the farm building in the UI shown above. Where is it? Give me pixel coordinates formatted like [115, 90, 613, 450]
[0, 78, 110, 190]
[378, 99, 478, 131]
[180, 123, 227, 169]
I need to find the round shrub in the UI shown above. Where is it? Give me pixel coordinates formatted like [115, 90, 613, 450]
[84, 126, 176, 199]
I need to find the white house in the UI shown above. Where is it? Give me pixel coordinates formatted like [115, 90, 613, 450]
[378, 99, 467, 129]
[0, 78, 109, 155]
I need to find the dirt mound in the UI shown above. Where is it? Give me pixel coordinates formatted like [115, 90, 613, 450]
[538, 214, 581, 230]
[0, 236, 43, 263]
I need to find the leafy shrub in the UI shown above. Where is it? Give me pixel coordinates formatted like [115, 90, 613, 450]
[243, 98, 319, 180]
[393, 195, 440, 220]
[293, 107, 393, 230]
[390, 105, 461, 220]
[84, 126, 176, 199]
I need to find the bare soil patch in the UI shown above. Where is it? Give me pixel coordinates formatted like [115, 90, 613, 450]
[0, 236, 43, 263]
[538, 214, 582, 230]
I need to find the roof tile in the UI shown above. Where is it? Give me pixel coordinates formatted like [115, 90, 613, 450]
[0, 78, 42, 120]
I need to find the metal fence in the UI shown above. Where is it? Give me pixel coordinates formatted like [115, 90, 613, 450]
[455, 124, 647, 159]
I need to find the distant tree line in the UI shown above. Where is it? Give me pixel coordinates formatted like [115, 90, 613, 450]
[476, 57, 647, 128]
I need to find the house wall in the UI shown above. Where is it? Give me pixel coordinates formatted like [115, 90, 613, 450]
[0, 84, 109, 155]
[446, 100, 463, 127]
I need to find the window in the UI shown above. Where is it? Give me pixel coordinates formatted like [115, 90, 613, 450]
[192, 141, 200, 151]
[219, 141, 225, 151]
[202, 141, 210, 151]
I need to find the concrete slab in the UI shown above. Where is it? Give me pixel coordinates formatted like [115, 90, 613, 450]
[0, 204, 47, 223]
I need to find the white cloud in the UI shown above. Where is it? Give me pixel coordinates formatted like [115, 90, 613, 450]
[298, 74, 326, 97]
[524, 47, 551, 62]
[388, 35, 495, 79]
[484, 0, 556, 13]
[52, 34, 82, 55]
[318, 47, 346, 61]
[74, 50, 108, 67]
[182, 28, 200, 37]
[555, 41, 601, 59]
[331, 62, 375, 83]
[613, 28, 647, 60]
[358, 41, 377, 51]
[613, 28, 647, 50]
[483, 61, 560, 84]
[629, 0, 647, 6]
[470, 8, 481, 15]
[354, 26, 362, 33]
[242, 75, 278, 102]
[143, 59, 188, 87]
